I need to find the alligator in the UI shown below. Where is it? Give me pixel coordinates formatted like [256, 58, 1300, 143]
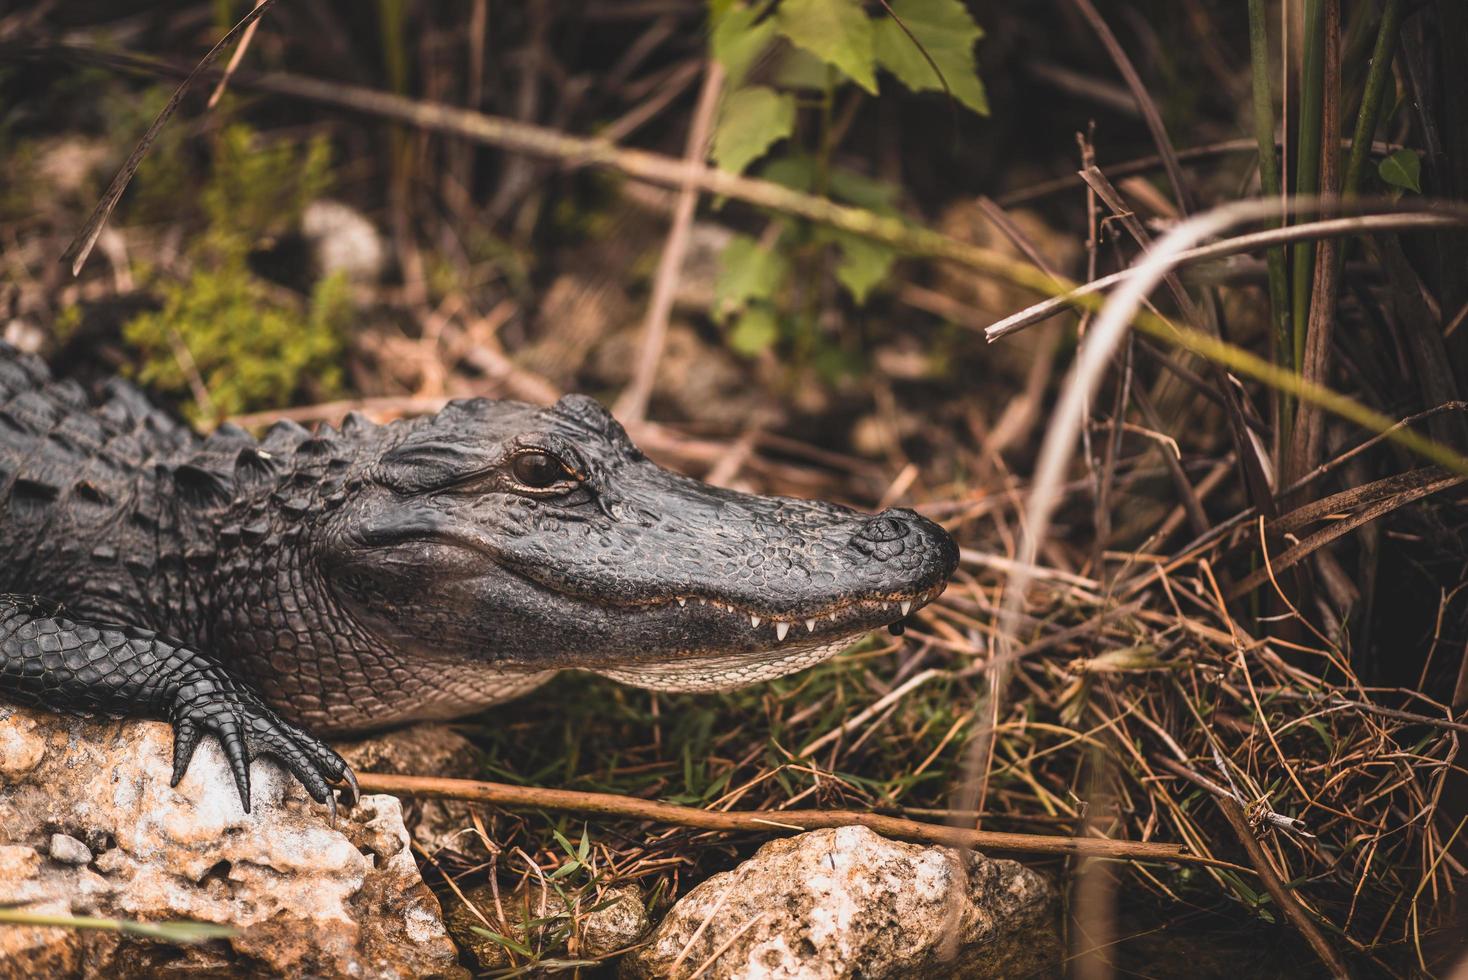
[0, 342, 958, 818]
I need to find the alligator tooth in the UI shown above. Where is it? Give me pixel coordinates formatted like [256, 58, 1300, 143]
[829, 612, 837, 622]
[775, 622, 789, 641]
[750, 615, 762, 628]
[900, 600, 912, 617]
[677, 597, 686, 607]
[805, 618, 816, 632]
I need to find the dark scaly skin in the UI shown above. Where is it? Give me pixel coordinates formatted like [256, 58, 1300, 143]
[0, 596, 354, 817]
[0, 342, 957, 816]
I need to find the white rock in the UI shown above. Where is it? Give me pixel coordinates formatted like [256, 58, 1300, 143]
[622, 825, 1059, 980]
[0, 705, 462, 979]
[47, 835, 92, 866]
[302, 199, 386, 283]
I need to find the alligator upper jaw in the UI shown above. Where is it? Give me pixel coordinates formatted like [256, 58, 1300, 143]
[599, 579, 951, 645]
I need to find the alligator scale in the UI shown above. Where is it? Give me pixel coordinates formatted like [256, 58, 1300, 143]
[0, 342, 958, 815]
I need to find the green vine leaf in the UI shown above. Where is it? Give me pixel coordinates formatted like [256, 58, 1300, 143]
[715, 234, 788, 319]
[712, 85, 797, 175]
[711, 2, 779, 89]
[835, 232, 897, 303]
[873, 0, 988, 114]
[728, 304, 781, 356]
[776, 0, 878, 94]
[1377, 148, 1422, 194]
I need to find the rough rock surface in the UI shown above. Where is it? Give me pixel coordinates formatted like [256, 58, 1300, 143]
[0, 705, 462, 979]
[445, 880, 650, 972]
[622, 826, 1059, 980]
[336, 723, 486, 856]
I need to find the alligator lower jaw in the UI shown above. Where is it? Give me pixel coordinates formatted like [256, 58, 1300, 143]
[591, 637, 864, 693]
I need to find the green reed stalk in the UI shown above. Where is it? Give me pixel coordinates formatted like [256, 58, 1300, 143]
[1291, 0, 1327, 372]
[1343, 0, 1404, 196]
[1247, 0, 1294, 444]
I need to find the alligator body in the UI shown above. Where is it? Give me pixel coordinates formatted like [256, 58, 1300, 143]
[0, 343, 957, 814]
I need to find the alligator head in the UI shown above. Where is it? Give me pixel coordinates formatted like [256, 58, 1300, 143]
[321, 395, 958, 695]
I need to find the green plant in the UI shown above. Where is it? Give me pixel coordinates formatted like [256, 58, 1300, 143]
[122, 123, 346, 422]
[706, 0, 987, 364]
[124, 262, 349, 423]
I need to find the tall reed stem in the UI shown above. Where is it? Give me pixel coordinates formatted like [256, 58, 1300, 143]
[1343, 0, 1404, 197]
[1247, 0, 1293, 446]
[1291, 0, 1326, 372]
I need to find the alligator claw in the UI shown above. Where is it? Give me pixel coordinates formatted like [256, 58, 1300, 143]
[169, 675, 356, 821]
[337, 765, 361, 809]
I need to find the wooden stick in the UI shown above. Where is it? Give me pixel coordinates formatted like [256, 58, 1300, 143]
[355, 771, 1237, 868]
[615, 60, 723, 423]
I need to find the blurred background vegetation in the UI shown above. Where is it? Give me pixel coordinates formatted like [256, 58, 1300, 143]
[2, 1, 1467, 976]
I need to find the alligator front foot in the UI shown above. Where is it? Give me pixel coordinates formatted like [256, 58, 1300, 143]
[0, 594, 358, 822]
[169, 669, 359, 822]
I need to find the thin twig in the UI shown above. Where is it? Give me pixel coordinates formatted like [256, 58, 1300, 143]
[1068, 0, 1194, 213]
[207, 0, 267, 108]
[615, 60, 723, 423]
[985, 213, 1461, 342]
[354, 772, 1233, 867]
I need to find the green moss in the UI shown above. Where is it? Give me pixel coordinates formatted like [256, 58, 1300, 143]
[121, 123, 345, 423]
[124, 262, 349, 423]
[52, 305, 84, 342]
[202, 124, 334, 251]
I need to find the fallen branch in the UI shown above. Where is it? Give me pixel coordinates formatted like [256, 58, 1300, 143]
[355, 772, 1233, 868]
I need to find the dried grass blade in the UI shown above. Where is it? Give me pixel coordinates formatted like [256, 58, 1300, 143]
[60, 0, 281, 275]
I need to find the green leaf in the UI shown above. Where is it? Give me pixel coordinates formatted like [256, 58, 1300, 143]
[760, 154, 817, 192]
[711, 2, 778, 89]
[828, 166, 901, 213]
[776, 0, 878, 94]
[0, 909, 235, 944]
[830, 230, 897, 304]
[772, 45, 833, 90]
[712, 85, 797, 175]
[715, 234, 788, 319]
[728, 305, 781, 356]
[1378, 148, 1422, 193]
[873, 0, 988, 115]
[469, 927, 535, 957]
[548, 860, 582, 880]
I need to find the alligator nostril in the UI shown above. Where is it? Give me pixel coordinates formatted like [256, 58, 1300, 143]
[854, 515, 911, 544]
[849, 514, 915, 560]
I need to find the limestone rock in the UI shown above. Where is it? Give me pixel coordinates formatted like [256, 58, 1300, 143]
[580, 884, 652, 958]
[335, 723, 486, 856]
[0, 705, 463, 979]
[301, 199, 386, 283]
[47, 834, 92, 866]
[622, 826, 1059, 980]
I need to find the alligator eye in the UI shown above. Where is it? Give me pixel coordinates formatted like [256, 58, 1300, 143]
[511, 451, 571, 489]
